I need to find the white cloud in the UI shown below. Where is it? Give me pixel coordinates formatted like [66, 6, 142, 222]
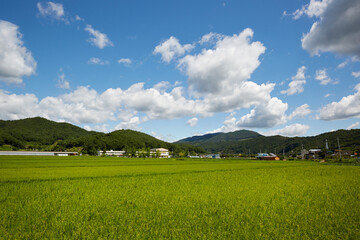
[0, 90, 39, 120]
[288, 104, 311, 120]
[114, 117, 141, 131]
[199, 32, 224, 44]
[281, 66, 306, 95]
[118, 58, 132, 65]
[179, 28, 266, 97]
[0, 20, 37, 84]
[337, 60, 348, 69]
[261, 124, 310, 137]
[57, 73, 70, 89]
[187, 117, 198, 127]
[298, 0, 360, 58]
[84, 124, 108, 133]
[315, 69, 335, 85]
[153, 36, 194, 63]
[318, 83, 360, 120]
[209, 112, 238, 133]
[236, 97, 288, 128]
[324, 93, 332, 98]
[75, 15, 84, 21]
[84, 25, 113, 49]
[88, 57, 109, 65]
[352, 71, 360, 78]
[37, 2, 66, 21]
[347, 122, 360, 130]
[291, 0, 331, 19]
[153, 81, 171, 92]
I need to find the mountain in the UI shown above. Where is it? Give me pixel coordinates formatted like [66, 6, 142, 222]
[0, 117, 204, 155]
[176, 130, 262, 152]
[175, 129, 360, 154]
[0, 117, 98, 149]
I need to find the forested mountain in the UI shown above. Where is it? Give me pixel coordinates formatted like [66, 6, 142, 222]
[0, 117, 204, 155]
[176, 129, 360, 154]
[0, 117, 98, 149]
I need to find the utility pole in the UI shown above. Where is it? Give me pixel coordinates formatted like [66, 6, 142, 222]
[337, 137, 341, 159]
[283, 148, 285, 159]
[325, 139, 329, 150]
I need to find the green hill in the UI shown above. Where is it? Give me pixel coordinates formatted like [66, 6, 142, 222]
[176, 129, 262, 152]
[175, 129, 360, 154]
[0, 117, 98, 149]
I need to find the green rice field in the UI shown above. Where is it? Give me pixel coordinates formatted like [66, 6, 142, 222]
[0, 156, 359, 239]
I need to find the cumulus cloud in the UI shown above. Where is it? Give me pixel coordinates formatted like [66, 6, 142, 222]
[114, 117, 141, 131]
[56, 72, 70, 89]
[297, 0, 360, 58]
[0, 90, 39, 120]
[236, 97, 288, 128]
[84, 25, 113, 49]
[153, 81, 171, 92]
[288, 104, 311, 120]
[352, 71, 360, 78]
[88, 57, 109, 65]
[179, 28, 266, 97]
[199, 32, 224, 44]
[261, 124, 310, 137]
[291, 0, 331, 19]
[0, 20, 37, 84]
[347, 121, 360, 130]
[153, 36, 194, 63]
[118, 58, 132, 65]
[318, 83, 360, 120]
[315, 69, 336, 85]
[84, 124, 108, 133]
[208, 112, 238, 133]
[37, 2, 66, 21]
[187, 117, 198, 127]
[281, 66, 306, 95]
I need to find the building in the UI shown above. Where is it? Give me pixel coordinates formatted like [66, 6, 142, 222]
[203, 154, 220, 159]
[97, 150, 125, 157]
[150, 148, 170, 158]
[306, 149, 322, 159]
[257, 153, 280, 160]
[0, 151, 78, 156]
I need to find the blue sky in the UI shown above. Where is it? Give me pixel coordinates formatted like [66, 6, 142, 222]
[0, 0, 360, 142]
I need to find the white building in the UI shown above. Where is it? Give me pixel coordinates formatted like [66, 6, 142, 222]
[98, 150, 125, 157]
[150, 148, 170, 158]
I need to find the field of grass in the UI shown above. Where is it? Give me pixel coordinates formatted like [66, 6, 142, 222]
[0, 156, 359, 239]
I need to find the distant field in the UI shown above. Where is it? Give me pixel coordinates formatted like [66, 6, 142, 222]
[0, 156, 359, 239]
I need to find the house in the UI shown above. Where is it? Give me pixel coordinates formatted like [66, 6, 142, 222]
[150, 148, 170, 158]
[306, 149, 322, 159]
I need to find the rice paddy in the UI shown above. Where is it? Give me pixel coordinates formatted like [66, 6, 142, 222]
[0, 156, 359, 239]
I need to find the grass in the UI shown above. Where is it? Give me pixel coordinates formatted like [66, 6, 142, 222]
[0, 156, 359, 239]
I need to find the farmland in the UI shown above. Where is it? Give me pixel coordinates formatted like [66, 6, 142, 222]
[0, 156, 359, 239]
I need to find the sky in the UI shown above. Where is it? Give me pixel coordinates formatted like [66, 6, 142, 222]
[0, 0, 360, 142]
